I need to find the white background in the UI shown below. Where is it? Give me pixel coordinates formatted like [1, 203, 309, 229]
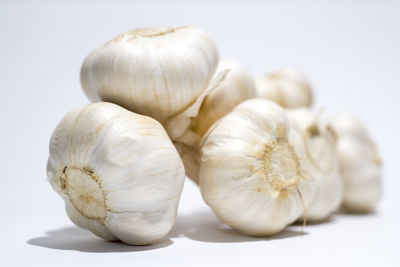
[1, 0, 399, 266]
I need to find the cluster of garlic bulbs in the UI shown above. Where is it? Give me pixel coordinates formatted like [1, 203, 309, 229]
[49, 25, 257, 244]
[80, 26, 257, 183]
[255, 68, 382, 216]
[47, 25, 382, 245]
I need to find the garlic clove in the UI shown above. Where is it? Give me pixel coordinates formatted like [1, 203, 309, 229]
[328, 114, 382, 212]
[47, 102, 185, 245]
[256, 68, 313, 108]
[174, 142, 200, 184]
[173, 59, 257, 183]
[165, 69, 229, 144]
[190, 59, 257, 138]
[80, 26, 219, 125]
[287, 108, 344, 221]
[199, 99, 316, 236]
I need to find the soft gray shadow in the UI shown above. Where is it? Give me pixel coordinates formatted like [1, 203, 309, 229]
[29, 211, 306, 251]
[27, 226, 172, 252]
[167, 210, 306, 243]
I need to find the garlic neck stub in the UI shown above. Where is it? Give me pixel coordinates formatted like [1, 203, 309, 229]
[287, 108, 343, 221]
[199, 99, 316, 236]
[174, 59, 257, 184]
[328, 114, 382, 212]
[80, 25, 219, 125]
[121, 27, 175, 38]
[47, 102, 185, 245]
[256, 68, 313, 108]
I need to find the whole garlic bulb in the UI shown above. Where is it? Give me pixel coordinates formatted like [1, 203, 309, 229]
[47, 102, 185, 245]
[256, 68, 313, 108]
[80, 26, 219, 132]
[287, 108, 343, 221]
[199, 99, 316, 236]
[328, 114, 382, 212]
[176, 59, 256, 183]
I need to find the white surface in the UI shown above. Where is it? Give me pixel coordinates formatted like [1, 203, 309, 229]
[1, 0, 399, 266]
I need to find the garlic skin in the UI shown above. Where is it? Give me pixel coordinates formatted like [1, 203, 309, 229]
[47, 102, 185, 245]
[176, 59, 256, 183]
[174, 142, 200, 184]
[190, 59, 256, 138]
[328, 114, 382, 212]
[80, 26, 219, 126]
[199, 99, 316, 236]
[287, 108, 343, 221]
[256, 68, 313, 108]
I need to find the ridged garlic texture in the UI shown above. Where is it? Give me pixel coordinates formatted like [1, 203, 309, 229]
[287, 108, 343, 221]
[256, 68, 313, 108]
[199, 99, 316, 236]
[328, 114, 382, 212]
[80, 26, 220, 141]
[176, 59, 256, 183]
[47, 102, 185, 245]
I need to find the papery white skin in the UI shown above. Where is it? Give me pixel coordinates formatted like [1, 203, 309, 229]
[328, 114, 382, 212]
[47, 102, 185, 245]
[287, 108, 343, 221]
[199, 99, 316, 236]
[165, 69, 228, 143]
[256, 68, 313, 108]
[174, 142, 199, 184]
[176, 59, 257, 183]
[190, 59, 257, 137]
[80, 26, 219, 133]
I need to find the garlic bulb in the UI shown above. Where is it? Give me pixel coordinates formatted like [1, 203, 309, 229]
[47, 102, 185, 245]
[287, 108, 343, 221]
[80, 25, 219, 139]
[328, 114, 382, 212]
[256, 68, 313, 108]
[199, 99, 316, 236]
[176, 59, 256, 183]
